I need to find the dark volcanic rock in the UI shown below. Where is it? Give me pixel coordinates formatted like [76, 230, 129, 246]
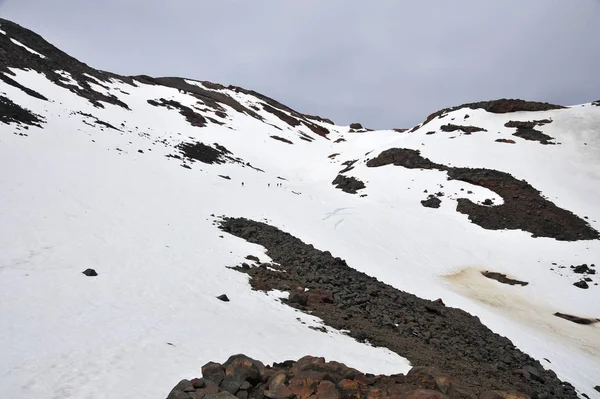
[82, 268, 98, 277]
[504, 120, 556, 144]
[0, 95, 44, 126]
[168, 355, 538, 399]
[504, 120, 552, 129]
[349, 122, 363, 130]
[571, 264, 593, 274]
[512, 129, 555, 145]
[482, 271, 528, 286]
[553, 312, 597, 325]
[332, 174, 366, 194]
[418, 99, 564, 129]
[495, 139, 516, 144]
[367, 148, 443, 170]
[270, 136, 293, 144]
[573, 280, 589, 289]
[421, 196, 442, 209]
[217, 294, 230, 302]
[148, 98, 207, 128]
[219, 217, 578, 398]
[440, 124, 487, 134]
[367, 148, 599, 241]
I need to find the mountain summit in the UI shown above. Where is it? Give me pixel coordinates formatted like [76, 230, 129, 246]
[1, 18, 599, 399]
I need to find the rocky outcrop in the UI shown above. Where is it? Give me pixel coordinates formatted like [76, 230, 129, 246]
[271, 136, 294, 145]
[219, 217, 579, 398]
[481, 272, 528, 286]
[148, 98, 207, 128]
[440, 124, 487, 134]
[332, 174, 366, 194]
[553, 313, 598, 325]
[167, 354, 536, 399]
[421, 196, 442, 208]
[504, 120, 555, 145]
[0, 95, 44, 126]
[366, 148, 599, 241]
[417, 99, 564, 130]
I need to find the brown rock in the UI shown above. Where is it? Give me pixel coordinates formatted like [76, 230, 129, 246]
[265, 371, 294, 399]
[316, 380, 340, 399]
[288, 373, 324, 399]
[337, 379, 359, 393]
[203, 362, 226, 385]
[224, 354, 265, 384]
[404, 389, 449, 398]
[479, 392, 530, 399]
[434, 376, 452, 395]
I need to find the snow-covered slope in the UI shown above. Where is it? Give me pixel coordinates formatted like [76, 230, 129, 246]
[1, 18, 599, 399]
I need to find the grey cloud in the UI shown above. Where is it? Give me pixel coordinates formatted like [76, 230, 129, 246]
[2, 0, 599, 128]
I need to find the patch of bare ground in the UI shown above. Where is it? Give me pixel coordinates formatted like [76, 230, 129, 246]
[218, 217, 579, 399]
[147, 98, 207, 127]
[504, 120, 556, 145]
[270, 136, 293, 144]
[0, 95, 44, 126]
[481, 272, 528, 286]
[366, 148, 599, 241]
[440, 124, 487, 134]
[553, 313, 599, 325]
[332, 174, 366, 194]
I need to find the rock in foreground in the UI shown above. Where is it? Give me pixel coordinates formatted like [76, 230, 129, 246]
[167, 355, 532, 399]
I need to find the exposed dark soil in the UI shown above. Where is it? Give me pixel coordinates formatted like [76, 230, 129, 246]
[553, 313, 598, 326]
[495, 139, 516, 144]
[332, 175, 366, 194]
[0, 73, 47, 100]
[339, 160, 358, 174]
[177, 141, 264, 172]
[440, 125, 487, 134]
[76, 111, 120, 130]
[147, 98, 207, 128]
[366, 148, 599, 241]
[167, 354, 540, 399]
[394, 128, 409, 133]
[512, 129, 555, 145]
[270, 136, 293, 144]
[481, 272, 528, 286]
[0, 95, 44, 126]
[218, 217, 578, 399]
[178, 142, 234, 165]
[504, 120, 552, 129]
[504, 120, 556, 144]
[262, 104, 301, 127]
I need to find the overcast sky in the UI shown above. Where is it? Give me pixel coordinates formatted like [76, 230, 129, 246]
[1, 0, 599, 129]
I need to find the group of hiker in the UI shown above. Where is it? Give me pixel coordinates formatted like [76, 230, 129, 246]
[241, 182, 283, 187]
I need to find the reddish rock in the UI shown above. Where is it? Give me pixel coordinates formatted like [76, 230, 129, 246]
[479, 392, 530, 399]
[224, 354, 265, 384]
[203, 362, 227, 385]
[316, 380, 340, 399]
[404, 388, 449, 398]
